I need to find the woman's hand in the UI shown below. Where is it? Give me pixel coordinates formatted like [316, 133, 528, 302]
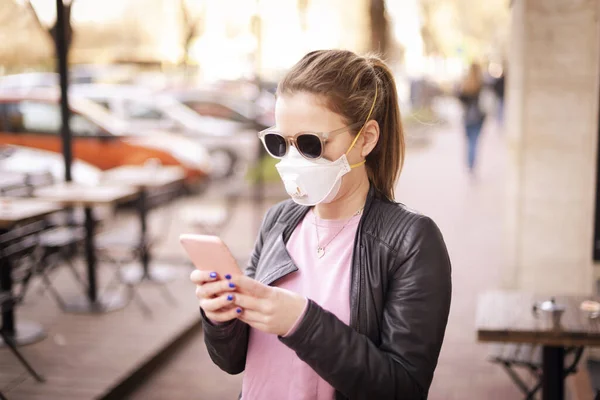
[190, 270, 239, 323]
[228, 275, 308, 336]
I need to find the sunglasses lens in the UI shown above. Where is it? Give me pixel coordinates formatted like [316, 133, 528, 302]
[263, 133, 287, 157]
[297, 134, 322, 159]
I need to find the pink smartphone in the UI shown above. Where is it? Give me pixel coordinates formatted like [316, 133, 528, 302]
[179, 234, 242, 278]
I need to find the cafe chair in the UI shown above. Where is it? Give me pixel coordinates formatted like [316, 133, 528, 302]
[95, 182, 181, 258]
[184, 185, 240, 237]
[488, 343, 584, 399]
[94, 183, 185, 312]
[0, 292, 45, 383]
[0, 218, 86, 312]
[0, 233, 45, 383]
[33, 225, 89, 308]
[95, 248, 153, 318]
[2, 171, 106, 307]
[180, 185, 245, 267]
[0, 221, 49, 305]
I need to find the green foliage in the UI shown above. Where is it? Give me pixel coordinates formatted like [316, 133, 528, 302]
[245, 154, 280, 184]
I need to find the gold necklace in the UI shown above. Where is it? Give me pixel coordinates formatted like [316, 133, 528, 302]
[314, 207, 363, 259]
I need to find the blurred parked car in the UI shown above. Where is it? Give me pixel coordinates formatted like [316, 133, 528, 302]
[0, 144, 102, 185]
[0, 90, 212, 191]
[69, 84, 258, 179]
[0, 72, 96, 90]
[163, 88, 275, 131]
[0, 73, 59, 91]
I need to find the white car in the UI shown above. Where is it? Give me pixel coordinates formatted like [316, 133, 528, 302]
[0, 144, 102, 185]
[68, 84, 259, 180]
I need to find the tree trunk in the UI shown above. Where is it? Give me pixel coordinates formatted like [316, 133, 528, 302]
[369, 0, 388, 57]
[50, 2, 74, 52]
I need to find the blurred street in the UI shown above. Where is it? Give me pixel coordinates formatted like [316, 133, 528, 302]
[128, 100, 522, 399]
[2, 0, 599, 398]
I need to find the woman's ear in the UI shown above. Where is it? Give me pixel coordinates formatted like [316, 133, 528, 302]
[360, 120, 380, 158]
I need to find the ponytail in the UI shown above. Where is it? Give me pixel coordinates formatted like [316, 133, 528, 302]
[366, 56, 404, 201]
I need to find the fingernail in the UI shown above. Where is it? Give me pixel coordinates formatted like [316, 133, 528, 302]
[236, 308, 242, 314]
[225, 274, 232, 280]
[229, 282, 235, 288]
[227, 294, 233, 301]
[209, 272, 217, 279]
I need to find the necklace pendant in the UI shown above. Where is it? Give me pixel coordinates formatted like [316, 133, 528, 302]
[316, 247, 325, 258]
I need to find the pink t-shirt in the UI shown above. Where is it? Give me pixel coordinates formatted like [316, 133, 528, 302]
[241, 208, 361, 400]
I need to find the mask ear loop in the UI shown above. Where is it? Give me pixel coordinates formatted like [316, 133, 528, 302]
[346, 82, 378, 169]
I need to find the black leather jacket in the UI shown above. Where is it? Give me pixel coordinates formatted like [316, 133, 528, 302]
[201, 186, 452, 399]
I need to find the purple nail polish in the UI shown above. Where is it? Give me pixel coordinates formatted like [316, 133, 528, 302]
[229, 282, 235, 288]
[225, 274, 232, 280]
[209, 272, 217, 279]
[236, 308, 242, 314]
[227, 294, 233, 301]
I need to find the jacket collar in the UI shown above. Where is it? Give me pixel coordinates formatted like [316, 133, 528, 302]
[254, 183, 379, 286]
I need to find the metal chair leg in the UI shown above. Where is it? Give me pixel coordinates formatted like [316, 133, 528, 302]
[14, 261, 36, 304]
[158, 282, 177, 306]
[125, 284, 153, 318]
[501, 362, 532, 396]
[99, 253, 154, 317]
[0, 330, 45, 382]
[38, 270, 67, 310]
[525, 379, 542, 400]
[62, 253, 86, 289]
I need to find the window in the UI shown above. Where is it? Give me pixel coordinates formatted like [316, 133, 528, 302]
[92, 100, 111, 111]
[13, 101, 61, 134]
[71, 113, 105, 137]
[125, 101, 166, 120]
[184, 101, 244, 122]
[3, 101, 105, 137]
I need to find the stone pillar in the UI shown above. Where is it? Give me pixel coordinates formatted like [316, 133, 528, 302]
[504, 0, 600, 294]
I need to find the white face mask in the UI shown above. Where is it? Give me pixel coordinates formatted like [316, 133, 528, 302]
[275, 147, 353, 206]
[273, 83, 378, 206]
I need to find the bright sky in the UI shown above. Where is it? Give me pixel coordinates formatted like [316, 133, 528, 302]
[21, 0, 129, 24]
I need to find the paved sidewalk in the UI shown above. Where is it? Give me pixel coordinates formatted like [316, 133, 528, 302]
[131, 107, 522, 399]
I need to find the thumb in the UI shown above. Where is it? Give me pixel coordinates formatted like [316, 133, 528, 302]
[232, 275, 271, 298]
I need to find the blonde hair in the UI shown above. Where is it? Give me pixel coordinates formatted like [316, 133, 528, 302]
[462, 63, 482, 95]
[278, 50, 404, 201]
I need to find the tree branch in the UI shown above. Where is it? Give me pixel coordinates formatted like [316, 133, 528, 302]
[23, 0, 50, 35]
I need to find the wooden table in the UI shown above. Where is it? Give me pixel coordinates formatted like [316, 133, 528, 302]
[33, 183, 137, 314]
[0, 198, 62, 346]
[477, 290, 600, 400]
[101, 166, 185, 284]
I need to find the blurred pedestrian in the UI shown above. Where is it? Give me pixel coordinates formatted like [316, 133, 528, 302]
[191, 49, 451, 399]
[457, 62, 486, 177]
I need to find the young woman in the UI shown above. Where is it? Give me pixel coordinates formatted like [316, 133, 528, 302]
[191, 49, 452, 400]
[457, 62, 486, 176]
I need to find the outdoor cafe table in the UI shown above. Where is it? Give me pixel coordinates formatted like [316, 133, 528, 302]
[33, 183, 137, 314]
[476, 290, 600, 400]
[101, 165, 186, 284]
[0, 198, 62, 346]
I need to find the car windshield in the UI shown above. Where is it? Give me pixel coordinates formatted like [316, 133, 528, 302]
[71, 97, 129, 135]
[157, 95, 207, 128]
